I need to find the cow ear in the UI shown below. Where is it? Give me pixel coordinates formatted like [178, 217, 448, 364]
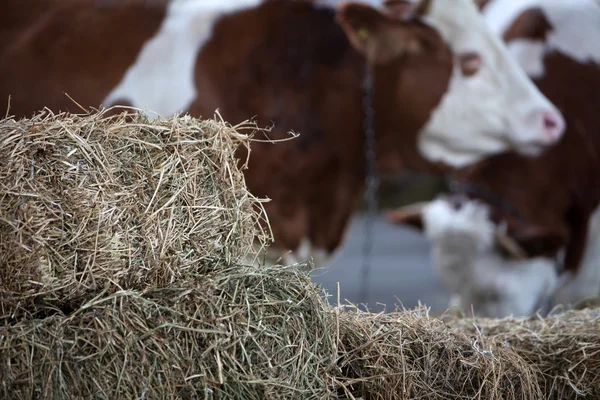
[502, 7, 552, 43]
[385, 206, 424, 231]
[473, 0, 491, 11]
[511, 224, 567, 257]
[336, 2, 422, 64]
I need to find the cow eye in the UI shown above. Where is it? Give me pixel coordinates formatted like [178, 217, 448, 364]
[458, 52, 482, 77]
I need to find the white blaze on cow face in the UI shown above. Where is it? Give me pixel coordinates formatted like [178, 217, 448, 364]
[103, 0, 261, 119]
[483, 0, 600, 79]
[419, 198, 559, 318]
[460, 256, 559, 318]
[416, 0, 565, 168]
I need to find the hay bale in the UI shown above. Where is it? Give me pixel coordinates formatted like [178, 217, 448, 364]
[0, 265, 542, 400]
[333, 307, 541, 399]
[0, 109, 570, 399]
[0, 108, 268, 320]
[0, 266, 335, 399]
[448, 309, 600, 398]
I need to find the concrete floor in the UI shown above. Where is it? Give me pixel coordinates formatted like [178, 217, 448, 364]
[310, 213, 452, 314]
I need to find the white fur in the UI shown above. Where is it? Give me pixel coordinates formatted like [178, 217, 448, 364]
[483, 0, 600, 77]
[504, 41, 546, 79]
[421, 199, 497, 295]
[244, 237, 332, 269]
[421, 198, 559, 318]
[417, 0, 565, 168]
[103, 0, 261, 119]
[283, 238, 332, 267]
[465, 255, 559, 317]
[554, 205, 600, 306]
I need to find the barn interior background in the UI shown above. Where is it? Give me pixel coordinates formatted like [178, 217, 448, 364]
[310, 172, 451, 313]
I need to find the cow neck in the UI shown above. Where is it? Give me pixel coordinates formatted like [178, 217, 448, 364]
[371, 83, 448, 175]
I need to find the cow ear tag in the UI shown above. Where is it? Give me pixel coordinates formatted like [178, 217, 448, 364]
[358, 27, 370, 41]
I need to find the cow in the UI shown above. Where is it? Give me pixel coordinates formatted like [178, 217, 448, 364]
[386, 0, 600, 317]
[1, 0, 565, 267]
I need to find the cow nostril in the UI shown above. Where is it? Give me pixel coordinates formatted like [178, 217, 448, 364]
[541, 111, 564, 141]
[544, 115, 557, 129]
[544, 118, 558, 129]
[447, 194, 466, 210]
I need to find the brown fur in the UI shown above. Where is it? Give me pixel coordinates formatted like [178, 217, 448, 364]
[0, 0, 457, 255]
[502, 7, 553, 43]
[191, 1, 453, 252]
[0, 0, 166, 117]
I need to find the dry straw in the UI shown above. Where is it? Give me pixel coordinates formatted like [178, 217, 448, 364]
[0, 108, 269, 320]
[333, 305, 541, 399]
[0, 266, 336, 399]
[1, 267, 541, 400]
[1, 108, 598, 399]
[449, 308, 600, 399]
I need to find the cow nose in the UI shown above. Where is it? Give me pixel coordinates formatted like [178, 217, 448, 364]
[444, 193, 467, 210]
[541, 111, 565, 142]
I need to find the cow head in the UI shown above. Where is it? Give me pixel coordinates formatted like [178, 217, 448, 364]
[336, 0, 565, 169]
[386, 195, 567, 317]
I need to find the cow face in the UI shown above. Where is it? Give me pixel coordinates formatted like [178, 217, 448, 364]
[387, 196, 565, 317]
[336, 0, 565, 169]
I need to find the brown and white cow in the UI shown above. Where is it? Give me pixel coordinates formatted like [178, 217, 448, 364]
[1, 0, 565, 266]
[387, 0, 600, 317]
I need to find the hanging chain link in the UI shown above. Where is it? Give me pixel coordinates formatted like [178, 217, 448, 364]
[358, 66, 379, 306]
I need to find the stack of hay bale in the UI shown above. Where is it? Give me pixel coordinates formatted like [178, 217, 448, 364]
[0, 108, 598, 399]
[0, 109, 329, 398]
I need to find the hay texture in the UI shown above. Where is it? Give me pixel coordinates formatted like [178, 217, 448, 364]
[0, 266, 334, 400]
[449, 308, 600, 399]
[0, 270, 541, 400]
[0, 108, 268, 320]
[1, 109, 596, 399]
[333, 306, 541, 399]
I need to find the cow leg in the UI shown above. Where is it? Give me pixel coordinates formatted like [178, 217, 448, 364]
[308, 176, 361, 268]
[448, 294, 461, 308]
[554, 206, 600, 306]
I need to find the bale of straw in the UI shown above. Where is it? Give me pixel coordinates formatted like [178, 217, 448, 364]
[448, 308, 600, 399]
[332, 306, 541, 399]
[0, 109, 268, 320]
[0, 265, 336, 400]
[0, 109, 554, 399]
[1, 264, 543, 400]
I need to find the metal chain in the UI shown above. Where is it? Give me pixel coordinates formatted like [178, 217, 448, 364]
[358, 66, 379, 307]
